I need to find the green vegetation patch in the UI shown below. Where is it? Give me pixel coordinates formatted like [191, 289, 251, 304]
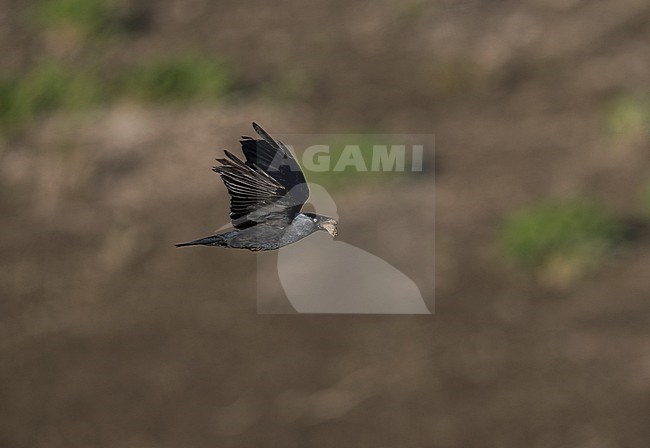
[264, 68, 314, 103]
[604, 94, 650, 140]
[500, 199, 622, 278]
[33, 0, 116, 37]
[430, 57, 485, 96]
[122, 55, 234, 103]
[0, 63, 101, 135]
[0, 54, 235, 136]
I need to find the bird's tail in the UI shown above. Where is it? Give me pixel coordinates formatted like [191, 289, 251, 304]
[174, 235, 226, 248]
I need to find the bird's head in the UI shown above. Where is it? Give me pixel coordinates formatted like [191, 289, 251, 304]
[304, 213, 338, 239]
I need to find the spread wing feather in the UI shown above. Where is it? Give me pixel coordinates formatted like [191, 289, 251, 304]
[213, 148, 302, 229]
[239, 122, 310, 206]
[212, 123, 311, 229]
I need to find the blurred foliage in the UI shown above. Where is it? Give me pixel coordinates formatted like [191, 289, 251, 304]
[398, 0, 432, 20]
[121, 55, 234, 103]
[500, 199, 623, 282]
[264, 68, 314, 103]
[604, 93, 650, 141]
[431, 57, 484, 96]
[2, 4, 235, 137]
[32, 0, 117, 37]
[0, 54, 234, 136]
[0, 62, 101, 135]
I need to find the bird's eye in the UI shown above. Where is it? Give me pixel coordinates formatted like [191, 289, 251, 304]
[312, 218, 317, 223]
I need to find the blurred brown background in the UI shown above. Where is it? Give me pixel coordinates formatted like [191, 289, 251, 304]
[2, 0, 650, 447]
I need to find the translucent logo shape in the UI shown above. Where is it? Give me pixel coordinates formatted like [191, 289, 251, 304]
[258, 184, 431, 314]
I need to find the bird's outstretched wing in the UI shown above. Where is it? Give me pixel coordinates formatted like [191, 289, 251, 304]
[213, 124, 309, 229]
[240, 122, 310, 207]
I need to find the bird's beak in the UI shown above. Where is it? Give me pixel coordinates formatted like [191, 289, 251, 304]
[322, 219, 338, 239]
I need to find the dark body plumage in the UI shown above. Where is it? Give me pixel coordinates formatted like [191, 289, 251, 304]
[175, 123, 337, 251]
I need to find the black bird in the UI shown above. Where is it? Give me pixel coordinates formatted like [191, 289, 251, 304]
[175, 123, 338, 251]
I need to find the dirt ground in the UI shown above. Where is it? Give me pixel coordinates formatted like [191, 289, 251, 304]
[1, 0, 650, 447]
